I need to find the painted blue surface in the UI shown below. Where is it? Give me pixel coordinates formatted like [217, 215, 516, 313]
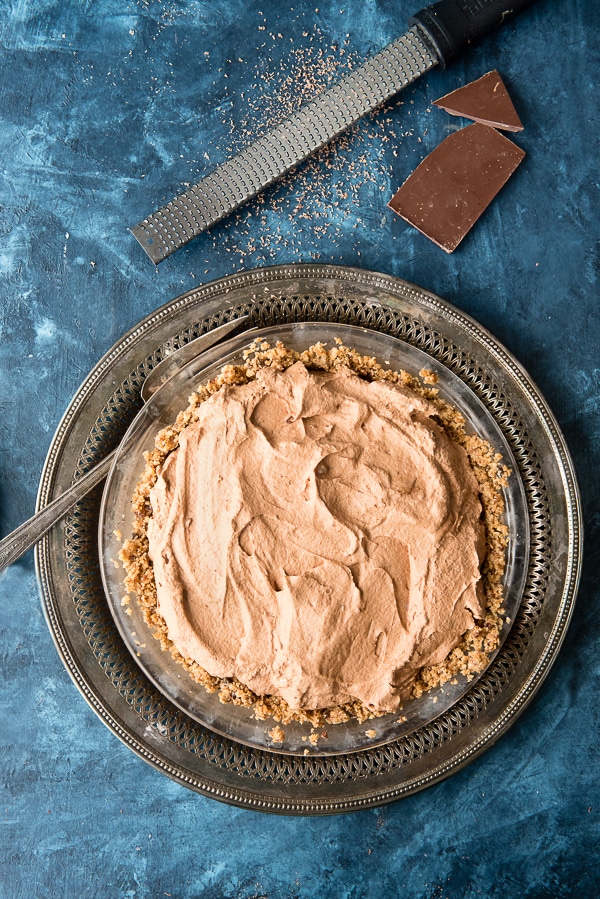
[0, 1, 598, 896]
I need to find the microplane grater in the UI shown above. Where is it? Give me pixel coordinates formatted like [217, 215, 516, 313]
[131, 0, 540, 264]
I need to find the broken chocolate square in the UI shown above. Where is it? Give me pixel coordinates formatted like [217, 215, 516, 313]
[388, 122, 525, 253]
[433, 70, 524, 133]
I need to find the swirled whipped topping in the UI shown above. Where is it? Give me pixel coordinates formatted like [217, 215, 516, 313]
[147, 361, 485, 712]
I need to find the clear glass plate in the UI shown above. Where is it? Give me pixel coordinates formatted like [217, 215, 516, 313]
[99, 321, 528, 756]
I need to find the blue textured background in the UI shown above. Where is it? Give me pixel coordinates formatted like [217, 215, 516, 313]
[1, 1, 598, 896]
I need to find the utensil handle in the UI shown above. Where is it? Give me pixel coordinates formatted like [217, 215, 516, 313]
[0, 450, 116, 572]
[411, 0, 540, 69]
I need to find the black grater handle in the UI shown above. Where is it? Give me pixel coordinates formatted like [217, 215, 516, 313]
[411, 0, 540, 69]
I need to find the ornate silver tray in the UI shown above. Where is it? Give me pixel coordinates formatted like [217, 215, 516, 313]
[36, 264, 582, 814]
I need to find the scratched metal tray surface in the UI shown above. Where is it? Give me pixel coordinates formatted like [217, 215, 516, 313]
[35, 265, 582, 815]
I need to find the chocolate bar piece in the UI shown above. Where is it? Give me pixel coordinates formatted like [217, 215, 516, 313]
[433, 70, 523, 133]
[388, 122, 525, 253]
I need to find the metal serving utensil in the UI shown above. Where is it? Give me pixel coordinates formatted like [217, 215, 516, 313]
[0, 316, 252, 572]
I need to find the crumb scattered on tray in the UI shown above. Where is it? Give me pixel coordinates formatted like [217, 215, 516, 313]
[268, 725, 285, 743]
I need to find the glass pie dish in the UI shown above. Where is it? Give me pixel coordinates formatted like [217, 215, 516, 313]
[98, 321, 529, 756]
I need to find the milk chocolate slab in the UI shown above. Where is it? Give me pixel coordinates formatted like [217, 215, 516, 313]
[388, 123, 525, 253]
[433, 70, 523, 133]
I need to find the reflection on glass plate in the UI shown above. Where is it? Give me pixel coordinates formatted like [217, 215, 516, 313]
[99, 322, 529, 756]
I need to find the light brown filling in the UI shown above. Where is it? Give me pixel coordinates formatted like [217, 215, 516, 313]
[147, 361, 486, 713]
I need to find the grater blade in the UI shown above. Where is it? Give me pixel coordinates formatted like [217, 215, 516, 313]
[131, 26, 437, 264]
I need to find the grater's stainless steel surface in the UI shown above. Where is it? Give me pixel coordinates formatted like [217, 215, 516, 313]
[131, 27, 437, 264]
[35, 265, 581, 814]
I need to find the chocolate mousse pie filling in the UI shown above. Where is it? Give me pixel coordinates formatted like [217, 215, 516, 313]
[119, 341, 509, 726]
